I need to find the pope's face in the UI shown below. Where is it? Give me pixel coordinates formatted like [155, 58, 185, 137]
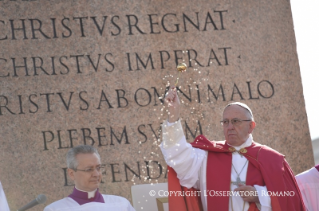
[222, 105, 255, 146]
[68, 153, 102, 192]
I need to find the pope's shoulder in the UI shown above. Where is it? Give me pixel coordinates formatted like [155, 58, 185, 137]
[252, 141, 285, 157]
[193, 134, 285, 158]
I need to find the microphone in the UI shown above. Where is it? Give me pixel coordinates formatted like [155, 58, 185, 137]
[17, 194, 47, 211]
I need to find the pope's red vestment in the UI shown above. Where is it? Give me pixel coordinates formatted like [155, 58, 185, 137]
[168, 135, 306, 211]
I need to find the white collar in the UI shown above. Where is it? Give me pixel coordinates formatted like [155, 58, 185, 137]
[227, 134, 253, 150]
[75, 186, 97, 199]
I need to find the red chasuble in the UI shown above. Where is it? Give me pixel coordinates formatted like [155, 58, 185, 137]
[167, 135, 306, 211]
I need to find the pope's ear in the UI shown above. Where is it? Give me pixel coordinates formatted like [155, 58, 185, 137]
[68, 168, 75, 180]
[249, 121, 256, 133]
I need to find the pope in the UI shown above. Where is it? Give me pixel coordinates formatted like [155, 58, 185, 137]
[160, 87, 306, 211]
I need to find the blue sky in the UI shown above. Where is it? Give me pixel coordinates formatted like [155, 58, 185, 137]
[291, 1, 319, 140]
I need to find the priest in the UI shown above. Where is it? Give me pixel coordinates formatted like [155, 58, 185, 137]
[0, 181, 10, 211]
[296, 164, 319, 211]
[44, 145, 135, 211]
[160, 87, 305, 211]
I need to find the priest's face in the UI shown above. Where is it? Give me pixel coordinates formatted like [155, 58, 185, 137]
[68, 153, 102, 192]
[222, 105, 256, 146]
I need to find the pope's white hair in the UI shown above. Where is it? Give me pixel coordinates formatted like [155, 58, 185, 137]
[223, 102, 254, 121]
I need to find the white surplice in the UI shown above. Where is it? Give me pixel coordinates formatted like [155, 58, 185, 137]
[44, 195, 135, 211]
[296, 167, 319, 211]
[160, 120, 272, 211]
[0, 181, 10, 211]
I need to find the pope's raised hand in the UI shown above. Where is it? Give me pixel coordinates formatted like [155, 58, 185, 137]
[164, 86, 181, 123]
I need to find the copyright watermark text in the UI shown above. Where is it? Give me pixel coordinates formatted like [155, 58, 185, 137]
[148, 190, 295, 197]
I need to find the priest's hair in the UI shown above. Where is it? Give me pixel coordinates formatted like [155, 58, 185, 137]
[224, 102, 254, 121]
[66, 145, 101, 170]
